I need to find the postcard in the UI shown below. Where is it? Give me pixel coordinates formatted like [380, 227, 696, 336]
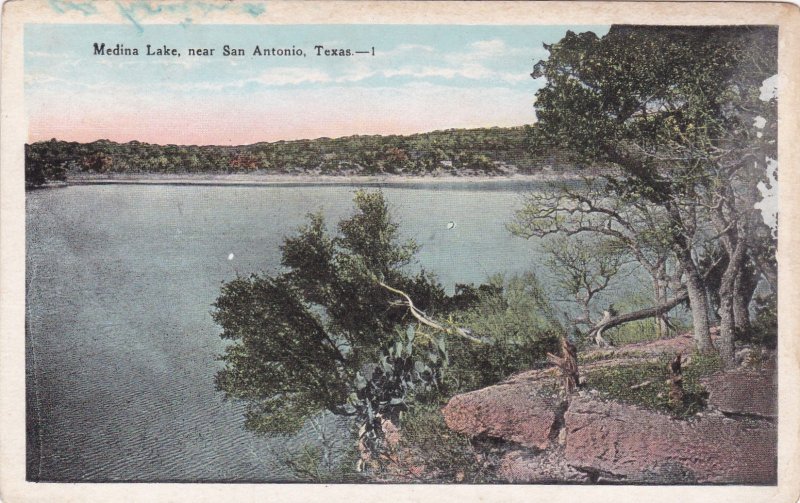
[1, 1, 799, 502]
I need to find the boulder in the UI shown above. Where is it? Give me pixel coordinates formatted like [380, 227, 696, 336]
[498, 449, 589, 483]
[701, 370, 777, 418]
[442, 382, 562, 450]
[439, 351, 778, 484]
[563, 396, 777, 484]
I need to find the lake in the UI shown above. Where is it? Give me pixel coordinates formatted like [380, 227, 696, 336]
[25, 182, 557, 482]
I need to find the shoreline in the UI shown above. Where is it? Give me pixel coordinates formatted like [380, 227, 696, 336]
[63, 172, 588, 187]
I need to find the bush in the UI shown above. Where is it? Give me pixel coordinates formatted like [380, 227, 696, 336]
[446, 273, 561, 392]
[394, 404, 497, 483]
[746, 294, 777, 349]
[349, 327, 447, 465]
[275, 420, 364, 483]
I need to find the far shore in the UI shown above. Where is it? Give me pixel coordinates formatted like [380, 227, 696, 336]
[65, 171, 591, 187]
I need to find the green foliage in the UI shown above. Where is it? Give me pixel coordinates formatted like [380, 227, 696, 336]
[446, 273, 561, 392]
[213, 190, 445, 435]
[530, 26, 778, 361]
[746, 295, 777, 349]
[396, 404, 497, 483]
[584, 352, 722, 418]
[532, 27, 777, 181]
[25, 126, 577, 178]
[25, 142, 67, 188]
[278, 435, 364, 483]
[349, 327, 447, 461]
[686, 351, 724, 378]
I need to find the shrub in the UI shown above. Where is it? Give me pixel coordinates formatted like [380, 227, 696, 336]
[446, 273, 561, 392]
[746, 294, 777, 349]
[394, 404, 498, 483]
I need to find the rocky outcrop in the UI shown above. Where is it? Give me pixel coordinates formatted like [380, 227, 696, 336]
[701, 370, 777, 418]
[441, 361, 777, 484]
[443, 384, 562, 450]
[564, 396, 776, 484]
[498, 448, 590, 483]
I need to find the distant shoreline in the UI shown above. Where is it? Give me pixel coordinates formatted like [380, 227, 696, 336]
[64, 172, 588, 187]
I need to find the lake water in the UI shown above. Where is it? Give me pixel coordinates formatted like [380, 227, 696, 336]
[25, 182, 555, 482]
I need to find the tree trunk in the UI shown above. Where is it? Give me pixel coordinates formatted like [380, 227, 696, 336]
[653, 271, 672, 338]
[668, 353, 684, 409]
[733, 269, 753, 334]
[718, 288, 736, 367]
[665, 202, 713, 353]
[683, 261, 714, 353]
[718, 242, 747, 368]
[547, 336, 579, 395]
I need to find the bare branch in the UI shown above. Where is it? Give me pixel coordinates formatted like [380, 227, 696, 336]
[377, 281, 487, 344]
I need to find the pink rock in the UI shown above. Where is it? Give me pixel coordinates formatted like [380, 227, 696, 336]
[563, 396, 776, 484]
[702, 370, 777, 418]
[498, 449, 589, 483]
[442, 383, 561, 450]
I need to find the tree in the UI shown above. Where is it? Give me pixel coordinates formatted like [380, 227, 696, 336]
[445, 273, 561, 391]
[541, 234, 628, 344]
[213, 190, 446, 434]
[25, 143, 66, 188]
[529, 26, 777, 364]
[510, 178, 682, 339]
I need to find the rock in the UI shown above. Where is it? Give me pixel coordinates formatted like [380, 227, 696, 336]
[439, 348, 777, 484]
[442, 383, 562, 450]
[563, 396, 776, 484]
[498, 449, 589, 483]
[701, 370, 777, 418]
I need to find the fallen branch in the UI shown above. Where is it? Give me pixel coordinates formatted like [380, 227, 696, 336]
[588, 288, 689, 339]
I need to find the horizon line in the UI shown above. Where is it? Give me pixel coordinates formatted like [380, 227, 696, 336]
[27, 123, 535, 148]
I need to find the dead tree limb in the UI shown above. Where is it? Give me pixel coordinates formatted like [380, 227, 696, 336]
[587, 288, 688, 340]
[547, 336, 579, 394]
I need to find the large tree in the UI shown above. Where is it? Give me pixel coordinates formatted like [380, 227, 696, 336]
[213, 190, 446, 434]
[529, 26, 777, 364]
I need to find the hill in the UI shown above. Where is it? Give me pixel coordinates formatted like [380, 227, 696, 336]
[25, 126, 581, 188]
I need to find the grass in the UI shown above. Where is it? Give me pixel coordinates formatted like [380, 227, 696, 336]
[583, 351, 723, 418]
[605, 318, 693, 347]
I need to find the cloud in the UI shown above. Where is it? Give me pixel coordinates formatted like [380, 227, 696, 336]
[26, 51, 72, 58]
[383, 44, 436, 56]
[468, 39, 509, 57]
[254, 67, 333, 86]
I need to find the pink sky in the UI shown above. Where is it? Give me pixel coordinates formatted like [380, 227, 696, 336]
[27, 84, 536, 145]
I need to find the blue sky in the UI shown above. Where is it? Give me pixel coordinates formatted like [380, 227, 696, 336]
[26, 24, 609, 144]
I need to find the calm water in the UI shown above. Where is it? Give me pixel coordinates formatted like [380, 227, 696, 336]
[25, 182, 551, 482]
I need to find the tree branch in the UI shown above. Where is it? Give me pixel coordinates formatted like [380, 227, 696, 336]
[377, 281, 487, 344]
[587, 288, 689, 338]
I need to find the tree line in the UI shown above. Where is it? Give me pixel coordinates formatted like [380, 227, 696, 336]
[24, 126, 582, 188]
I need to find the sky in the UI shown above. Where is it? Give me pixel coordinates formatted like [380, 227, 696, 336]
[25, 24, 609, 145]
